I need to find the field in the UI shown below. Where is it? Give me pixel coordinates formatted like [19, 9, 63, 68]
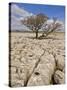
[9, 32, 65, 87]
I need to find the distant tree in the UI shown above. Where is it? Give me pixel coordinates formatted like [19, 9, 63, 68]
[21, 13, 48, 39]
[41, 17, 62, 38]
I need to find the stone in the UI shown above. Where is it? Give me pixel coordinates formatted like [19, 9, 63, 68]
[54, 70, 65, 84]
[27, 52, 55, 86]
[56, 55, 65, 71]
[10, 32, 65, 87]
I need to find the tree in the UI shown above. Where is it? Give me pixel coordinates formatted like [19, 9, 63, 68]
[21, 13, 48, 39]
[41, 17, 62, 38]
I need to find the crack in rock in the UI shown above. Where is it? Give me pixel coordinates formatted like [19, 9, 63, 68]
[10, 32, 65, 87]
[24, 49, 45, 86]
[27, 51, 55, 86]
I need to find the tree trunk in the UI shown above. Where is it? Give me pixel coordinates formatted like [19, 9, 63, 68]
[36, 30, 38, 39]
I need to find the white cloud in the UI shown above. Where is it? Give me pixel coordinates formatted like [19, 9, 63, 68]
[10, 4, 65, 32]
[42, 19, 65, 32]
[11, 4, 33, 31]
[11, 4, 33, 18]
[11, 15, 30, 31]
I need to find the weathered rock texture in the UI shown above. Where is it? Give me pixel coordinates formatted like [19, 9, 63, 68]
[27, 52, 55, 86]
[9, 32, 65, 87]
[54, 70, 65, 84]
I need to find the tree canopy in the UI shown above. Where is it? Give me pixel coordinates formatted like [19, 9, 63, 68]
[21, 13, 48, 38]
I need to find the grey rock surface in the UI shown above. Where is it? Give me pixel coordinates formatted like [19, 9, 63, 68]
[56, 55, 65, 71]
[27, 52, 55, 86]
[54, 70, 65, 84]
[9, 32, 65, 87]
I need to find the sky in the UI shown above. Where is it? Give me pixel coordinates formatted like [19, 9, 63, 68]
[10, 3, 65, 31]
[13, 3, 65, 21]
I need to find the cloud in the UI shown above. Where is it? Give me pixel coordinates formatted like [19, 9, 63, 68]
[42, 19, 65, 32]
[11, 4, 33, 31]
[10, 4, 65, 32]
[11, 4, 33, 18]
[11, 15, 30, 31]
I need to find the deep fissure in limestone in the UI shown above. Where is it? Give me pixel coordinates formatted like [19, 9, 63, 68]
[24, 49, 45, 86]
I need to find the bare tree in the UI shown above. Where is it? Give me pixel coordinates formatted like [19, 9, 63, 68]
[41, 17, 62, 38]
[21, 13, 48, 39]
